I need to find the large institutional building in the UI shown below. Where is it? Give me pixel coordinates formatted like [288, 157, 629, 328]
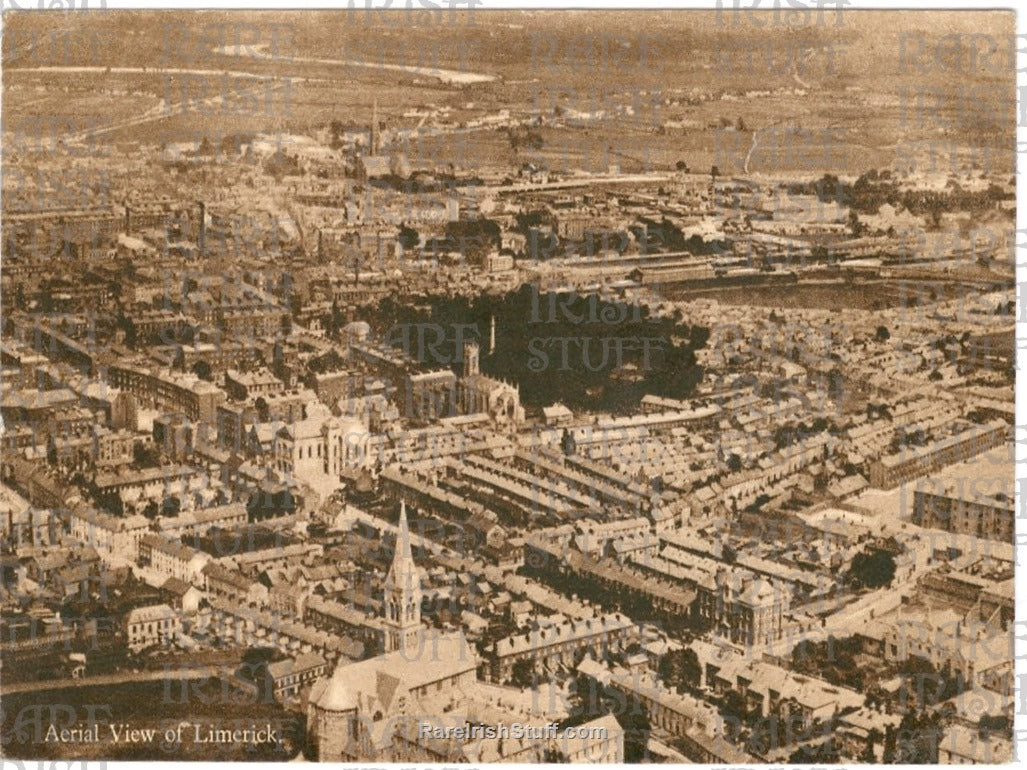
[306, 503, 623, 762]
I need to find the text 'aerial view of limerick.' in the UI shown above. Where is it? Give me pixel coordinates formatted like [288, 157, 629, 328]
[0, 5, 1017, 766]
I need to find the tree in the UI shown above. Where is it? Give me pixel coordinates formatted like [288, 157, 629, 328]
[848, 209, 864, 237]
[507, 128, 544, 152]
[882, 723, 897, 763]
[509, 658, 536, 688]
[38, 283, 55, 313]
[719, 689, 748, 739]
[788, 739, 841, 764]
[561, 429, 576, 457]
[863, 728, 883, 762]
[727, 453, 743, 473]
[616, 696, 651, 763]
[191, 360, 213, 381]
[398, 224, 419, 251]
[978, 713, 1010, 739]
[658, 648, 702, 693]
[925, 197, 945, 229]
[133, 443, 161, 468]
[325, 300, 342, 336]
[894, 709, 941, 763]
[675, 160, 689, 172]
[848, 547, 896, 589]
[875, 325, 890, 342]
[565, 673, 608, 727]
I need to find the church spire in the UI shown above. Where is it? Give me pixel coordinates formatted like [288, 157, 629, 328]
[388, 500, 415, 585]
[395, 500, 412, 563]
[384, 500, 422, 654]
[371, 98, 380, 155]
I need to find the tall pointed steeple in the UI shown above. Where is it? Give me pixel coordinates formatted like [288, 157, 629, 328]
[390, 500, 414, 575]
[384, 501, 422, 654]
[370, 98, 380, 155]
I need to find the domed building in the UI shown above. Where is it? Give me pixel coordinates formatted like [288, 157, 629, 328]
[273, 414, 371, 484]
[342, 320, 370, 344]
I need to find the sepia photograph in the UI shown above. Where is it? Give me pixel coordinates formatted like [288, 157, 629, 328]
[0, 1, 1018, 765]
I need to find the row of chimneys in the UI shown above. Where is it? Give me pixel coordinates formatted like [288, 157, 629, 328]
[124, 201, 206, 254]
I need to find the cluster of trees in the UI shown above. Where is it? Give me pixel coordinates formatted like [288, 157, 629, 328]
[632, 216, 729, 255]
[771, 417, 834, 452]
[191, 360, 213, 381]
[247, 485, 298, 520]
[372, 286, 710, 411]
[706, 639, 985, 763]
[791, 635, 864, 690]
[657, 648, 702, 693]
[401, 219, 502, 264]
[194, 525, 294, 558]
[511, 213, 730, 261]
[397, 224, 419, 250]
[264, 149, 302, 179]
[889, 425, 928, 454]
[328, 119, 346, 150]
[307, 348, 347, 374]
[793, 170, 1011, 221]
[866, 402, 893, 420]
[883, 709, 944, 763]
[785, 733, 846, 764]
[323, 301, 348, 338]
[565, 673, 651, 762]
[133, 442, 162, 469]
[713, 115, 748, 131]
[977, 713, 1010, 739]
[441, 218, 502, 264]
[847, 547, 897, 589]
[994, 299, 1015, 316]
[505, 654, 654, 761]
[506, 127, 545, 151]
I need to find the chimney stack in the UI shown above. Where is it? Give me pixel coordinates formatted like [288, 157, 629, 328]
[371, 98, 380, 155]
[197, 201, 206, 255]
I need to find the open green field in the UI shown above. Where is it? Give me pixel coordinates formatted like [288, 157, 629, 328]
[3, 10, 1015, 176]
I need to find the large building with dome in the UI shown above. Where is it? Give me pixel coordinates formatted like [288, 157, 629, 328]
[272, 411, 371, 483]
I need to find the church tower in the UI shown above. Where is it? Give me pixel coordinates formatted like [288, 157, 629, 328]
[384, 501, 422, 655]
